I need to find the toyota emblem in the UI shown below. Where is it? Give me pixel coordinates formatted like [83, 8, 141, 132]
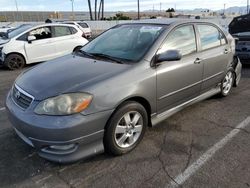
[15, 91, 21, 99]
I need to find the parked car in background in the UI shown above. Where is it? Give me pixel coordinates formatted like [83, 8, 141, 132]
[0, 24, 15, 38]
[229, 14, 250, 63]
[63, 21, 92, 38]
[0, 23, 88, 70]
[6, 20, 241, 163]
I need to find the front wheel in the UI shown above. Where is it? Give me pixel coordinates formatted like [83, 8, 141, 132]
[4, 54, 25, 70]
[104, 101, 148, 156]
[220, 69, 235, 97]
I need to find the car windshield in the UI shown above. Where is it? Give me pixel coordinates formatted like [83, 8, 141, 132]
[81, 24, 165, 62]
[8, 25, 32, 39]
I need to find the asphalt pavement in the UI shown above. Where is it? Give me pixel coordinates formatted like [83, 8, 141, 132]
[0, 63, 249, 188]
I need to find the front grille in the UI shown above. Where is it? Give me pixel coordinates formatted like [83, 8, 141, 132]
[12, 85, 34, 110]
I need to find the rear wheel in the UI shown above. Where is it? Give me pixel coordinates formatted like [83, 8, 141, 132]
[220, 69, 235, 97]
[4, 54, 25, 70]
[104, 101, 148, 156]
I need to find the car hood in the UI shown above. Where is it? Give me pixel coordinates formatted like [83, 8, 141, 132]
[0, 38, 9, 45]
[229, 14, 250, 35]
[16, 54, 131, 100]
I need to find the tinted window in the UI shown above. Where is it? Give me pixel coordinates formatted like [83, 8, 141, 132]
[54, 26, 72, 37]
[81, 24, 164, 62]
[78, 22, 89, 28]
[70, 27, 78, 34]
[198, 25, 225, 50]
[29, 27, 52, 40]
[159, 25, 197, 56]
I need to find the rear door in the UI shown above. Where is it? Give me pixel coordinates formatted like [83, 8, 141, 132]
[196, 24, 231, 92]
[156, 24, 203, 113]
[24, 26, 56, 63]
[51, 26, 77, 58]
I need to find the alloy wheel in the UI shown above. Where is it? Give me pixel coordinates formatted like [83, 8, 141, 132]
[114, 111, 143, 148]
[222, 71, 233, 95]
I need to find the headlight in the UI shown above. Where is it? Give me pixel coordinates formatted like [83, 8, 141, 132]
[34, 93, 93, 115]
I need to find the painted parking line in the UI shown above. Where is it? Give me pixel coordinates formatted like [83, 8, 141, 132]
[0, 107, 6, 111]
[166, 116, 250, 188]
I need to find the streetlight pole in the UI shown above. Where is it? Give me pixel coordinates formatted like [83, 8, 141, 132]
[247, 0, 249, 14]
[14, 0, 18, 12]
[137, 0, 140, 20]
[70, 0, 75, 20]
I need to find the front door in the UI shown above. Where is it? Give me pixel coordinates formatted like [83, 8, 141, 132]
[25, 26, 56, 63]
[156, 24, 203, 114]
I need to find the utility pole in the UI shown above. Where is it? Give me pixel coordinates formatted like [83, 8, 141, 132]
[160, 2, 162, 12]
[223, 3, 226, 15]
[137, 0, 140, 20]
[70, 0, 75, 20]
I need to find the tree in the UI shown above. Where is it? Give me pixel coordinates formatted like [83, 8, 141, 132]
[166, 8, 175, 12]
[87, 0, 104, 20]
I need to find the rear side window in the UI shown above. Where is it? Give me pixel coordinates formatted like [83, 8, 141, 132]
[78, 22, 89, 28]
[159, 25, 197, 56]
[53, 26, 72, 37]
[197, 25, 227, 50]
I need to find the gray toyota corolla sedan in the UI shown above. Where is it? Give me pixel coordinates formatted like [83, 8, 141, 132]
[6, 20, 242, 163]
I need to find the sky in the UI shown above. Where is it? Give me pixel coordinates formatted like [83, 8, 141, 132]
[0, 0, 248, 12]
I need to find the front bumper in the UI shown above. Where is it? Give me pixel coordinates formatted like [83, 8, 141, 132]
[5, 92, 114, 163]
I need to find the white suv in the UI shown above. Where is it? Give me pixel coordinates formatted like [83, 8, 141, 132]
[0, 23, 88, 70]
[63, 21, 92, 39]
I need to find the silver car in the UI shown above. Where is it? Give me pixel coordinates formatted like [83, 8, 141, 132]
[6, 20, 242, 163]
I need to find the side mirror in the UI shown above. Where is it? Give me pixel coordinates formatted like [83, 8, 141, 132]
[27, 35, 36, 43]
[156, 50, 182, 63]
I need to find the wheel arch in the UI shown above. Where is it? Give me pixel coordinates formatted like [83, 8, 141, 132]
[5, 52, 27, 64]
[104, 96, 153, 130]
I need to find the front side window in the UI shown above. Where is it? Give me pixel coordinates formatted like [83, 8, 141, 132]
[53, 26, 72, 37]
[29, 27, 52, 40]
[198, 25, 226, 50]
[81, 24, 165, 62]
[158, 25, 197, 56]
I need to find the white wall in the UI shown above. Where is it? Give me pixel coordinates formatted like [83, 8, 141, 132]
[0, 18, 233, 34]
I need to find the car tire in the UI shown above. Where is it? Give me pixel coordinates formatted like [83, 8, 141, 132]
[4, 54, 25, 70]
[220, 68, 235, 97]
[104, 101, 148, 156]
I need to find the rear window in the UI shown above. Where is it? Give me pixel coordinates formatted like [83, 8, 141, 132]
[78, 22, 89, 28]
[53, 26, 72, 37]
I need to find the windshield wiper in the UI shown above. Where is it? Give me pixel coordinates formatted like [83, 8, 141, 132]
[90, 53, 124, 64]
[76, 50, 95, 58]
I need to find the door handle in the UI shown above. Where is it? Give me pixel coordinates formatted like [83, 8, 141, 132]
[194, 58, 202, 64]
[224, 49, 229, 54]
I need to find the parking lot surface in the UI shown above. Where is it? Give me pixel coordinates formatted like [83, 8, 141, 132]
[0, 64, 250, 188]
